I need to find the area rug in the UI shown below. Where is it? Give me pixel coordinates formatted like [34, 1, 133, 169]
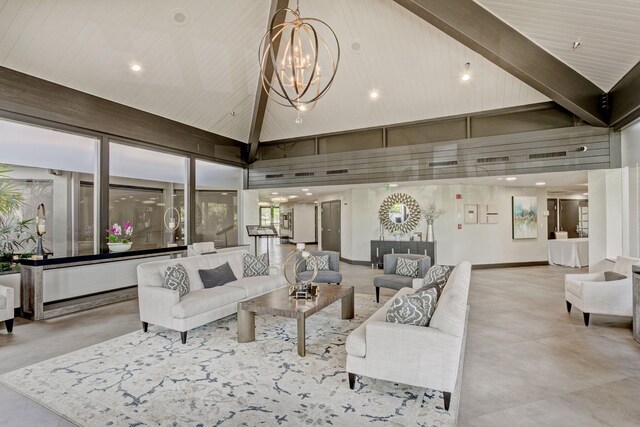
[1, 296, 457, 426]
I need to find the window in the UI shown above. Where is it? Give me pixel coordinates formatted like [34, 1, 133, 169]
[259, 206, 280, 232]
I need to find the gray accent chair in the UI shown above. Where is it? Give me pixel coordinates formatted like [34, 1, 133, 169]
[296, 250, 342, 284]
[374, 253, 431, 303]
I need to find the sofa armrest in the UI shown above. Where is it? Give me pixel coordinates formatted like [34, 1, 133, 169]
[138, 285, 179, 324]
[581, 278, 633, 315]
[0, 285, 14, 320]
[269, 264, 282, 276]
[412, 278, 423, 289]
[565, 272, 604, 284]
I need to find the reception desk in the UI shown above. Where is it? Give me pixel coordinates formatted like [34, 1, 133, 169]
[548, 238, 589, 268]
[19, 246, 186, 321]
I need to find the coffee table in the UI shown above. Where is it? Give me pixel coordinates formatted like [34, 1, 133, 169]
[237, 284, 355, 356]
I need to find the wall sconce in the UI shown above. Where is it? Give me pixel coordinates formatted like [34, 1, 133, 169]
[164, 207, 181, 247]
[34, 203, 46, 260]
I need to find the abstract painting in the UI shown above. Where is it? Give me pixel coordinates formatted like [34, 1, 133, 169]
[512, 196, 538, 239]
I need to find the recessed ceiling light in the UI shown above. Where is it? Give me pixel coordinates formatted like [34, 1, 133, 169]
[388, 184, 398, 187]
[505, 177, 517, 181]
[221, 192, 228, 195]
[272, 192, 278, 195]
[536, 182, 546, 186]
[131, 64, 142, 72]
[369, 90, 380, 100]
[301, 188, 309, 192]
[306, 192, 313, 196]
[142, 200, 156, 204]
[289, 195, 298, 199]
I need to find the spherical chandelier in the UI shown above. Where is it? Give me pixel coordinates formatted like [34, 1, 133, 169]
[259, 0, 340, 117]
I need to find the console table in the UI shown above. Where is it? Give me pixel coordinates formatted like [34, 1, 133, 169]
[370, 240, 437, 268]
[19, 246, 186, 321]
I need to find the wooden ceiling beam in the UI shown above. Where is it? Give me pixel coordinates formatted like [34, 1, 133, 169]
[392, 0, 608, 127]
[608, 61, 640, 130]
[247, 0, 289, 164]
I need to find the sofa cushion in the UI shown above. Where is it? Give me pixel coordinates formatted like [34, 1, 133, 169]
[604, 271, 627, 282]
[227, 275, 287, 298]
[243, 253, 269, 277]
[386, 287, 438, 326]
[199, 262, 237, 289]
[307, 254, 330, 271]
[373, 274, 414, 290]
[396, 257, 420, 277]
[418, 265, 454, 297]
[171, 286, 246, 319]
[192, 242, 215, 254]
[163, 264, 190, 299]
[298, 270, 342, 284]
[565, 279, 583, 298]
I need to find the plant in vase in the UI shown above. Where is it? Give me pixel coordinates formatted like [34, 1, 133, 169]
[106, 221, 133, 252]
[421, 203, 445, 243]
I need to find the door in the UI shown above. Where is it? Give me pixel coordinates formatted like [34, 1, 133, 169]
[559, 199, 580, 238]
[547, 199, 558, 239]
[321, 200, 341, 253]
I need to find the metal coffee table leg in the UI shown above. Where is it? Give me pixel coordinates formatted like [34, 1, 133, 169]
[237, 307, 255, 343]
[297, 315, 306, 357]
[341, 288, 355, 319]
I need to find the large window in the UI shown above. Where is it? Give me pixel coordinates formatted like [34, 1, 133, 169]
[195, 160, 242, 247]
[0, 118, 97, 257]
[109, 142, 187, 250]
[259, 206, 280, 232]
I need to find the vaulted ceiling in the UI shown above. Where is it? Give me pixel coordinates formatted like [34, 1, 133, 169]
[0, 0, 638, 145]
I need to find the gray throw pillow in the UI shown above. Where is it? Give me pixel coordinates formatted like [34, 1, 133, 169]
[243, 253, 269, 277]
[418, 265, 453, 297]
[396, 257, 420, 277]
[306, 254, 330, 271]
[199, 262, 237, 289]
[385, 287, 438, 326]
[604, 271, 627, 282]
[163, 264, 190, 299]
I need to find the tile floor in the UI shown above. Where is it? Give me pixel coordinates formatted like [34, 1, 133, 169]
[1, 240, 639, 426]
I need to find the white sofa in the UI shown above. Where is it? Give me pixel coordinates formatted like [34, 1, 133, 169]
[345, 261, 471, 411]
[565, 256, 640, 326]
[0, 285, 14, 333]
[137, 250, 286, 343]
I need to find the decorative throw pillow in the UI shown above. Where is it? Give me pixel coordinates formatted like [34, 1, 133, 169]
[306, 254, 330, 271]
[418, 265, 454, 297]
[163, 264, 190, 299]
[243, 253, 269, 277]
[604, 271, 627, 282]
[396, 257, 420, 277]
[385, 287, 438, 326]
[199, 262, 237, 289]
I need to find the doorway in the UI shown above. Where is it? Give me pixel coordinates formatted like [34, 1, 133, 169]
[559, 199, 580, 238]
[547, 199, 558, 239]
[321, 200, 341, 253]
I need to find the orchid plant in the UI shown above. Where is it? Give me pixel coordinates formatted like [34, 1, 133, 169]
[106, 221, 133, 244]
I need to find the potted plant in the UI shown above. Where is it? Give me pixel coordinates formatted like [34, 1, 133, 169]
[0, 165, 34, 271]
[106, 221, 133, 252]
[421, 203, 445, 243]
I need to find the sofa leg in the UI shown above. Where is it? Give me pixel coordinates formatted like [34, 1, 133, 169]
[180, 331, 188, 344]
[337, 282, 341, 285]
[443, 391, 451, 411]
[5, 318, 13, 333]
[348, 373, 356, 390]
[566, 301, 572, 314]
[375, 286, 380, 303]
[583, 312, 590, 327]
[142, 321, 148, 332]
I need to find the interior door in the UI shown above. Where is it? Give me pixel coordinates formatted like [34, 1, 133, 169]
[559, 199, 580, 238]
[547, 199, 558, 239]
[321, 200, 341, 253]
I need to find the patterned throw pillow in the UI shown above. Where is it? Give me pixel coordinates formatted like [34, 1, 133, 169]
[418, 265, 454, 297]
[396, 257, 420, 277]
[306, 254, 330, 271]
[243, 253, 269, 277]
[163, 264, 190, 299]
[385, 287, 438, 326]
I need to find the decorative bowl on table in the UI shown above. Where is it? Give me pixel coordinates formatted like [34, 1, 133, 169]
[107, 242, 132, 253]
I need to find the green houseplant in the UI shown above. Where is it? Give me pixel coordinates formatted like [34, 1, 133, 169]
[0, 165, 34, 271]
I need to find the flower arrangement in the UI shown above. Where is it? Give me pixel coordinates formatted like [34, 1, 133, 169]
[106, 221, 133, 244]
[421, 203, 446, 223]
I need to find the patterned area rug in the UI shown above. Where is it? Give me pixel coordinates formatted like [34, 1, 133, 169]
[1, 296, 456, 426]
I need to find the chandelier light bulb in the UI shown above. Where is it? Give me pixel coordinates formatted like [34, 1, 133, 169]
[462, 62, 471, 82]
[295, 116, 303, 125]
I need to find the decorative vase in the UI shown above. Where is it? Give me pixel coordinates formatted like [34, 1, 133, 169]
[426, 220, 434, 243]
[107, 242, 132, 253]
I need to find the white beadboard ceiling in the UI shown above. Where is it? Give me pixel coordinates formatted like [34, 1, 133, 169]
[4, 0, 634, 144]
[476, 0, 640, 92]
[260, 0, 548, 142]
[0, 0, 271, 142]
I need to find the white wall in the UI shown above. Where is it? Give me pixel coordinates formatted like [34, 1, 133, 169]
[240, 190, 259, 255]
[291, 203, 316, 243]
[318, 183, 548, 266]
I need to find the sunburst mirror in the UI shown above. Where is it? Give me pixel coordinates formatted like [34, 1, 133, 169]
[378, 193, 421, 234]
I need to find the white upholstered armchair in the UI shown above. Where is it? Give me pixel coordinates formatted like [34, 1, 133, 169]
[0, 285, 14, 333]
[565, 256, 640, 326]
